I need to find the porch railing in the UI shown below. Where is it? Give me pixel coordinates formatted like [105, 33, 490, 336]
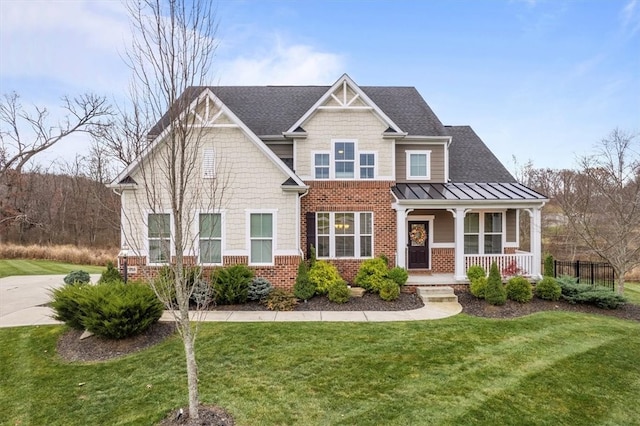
[465, 252, 534, 277]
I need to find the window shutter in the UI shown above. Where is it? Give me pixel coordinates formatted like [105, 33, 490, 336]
[203, 149, 215, 178]
[306, 212, 316, 260]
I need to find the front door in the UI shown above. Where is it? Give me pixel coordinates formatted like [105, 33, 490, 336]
[408, 221, 429, 269]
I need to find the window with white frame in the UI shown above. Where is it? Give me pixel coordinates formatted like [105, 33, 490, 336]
[406, 150, 431, 180]
[464, 212, 503, 254]
[314, 153, 330, 179]
[359, 153, 375, 179]
[250, 213, 273, 264]
[316, 212, 373, 258]
[199, 213, 221, 264]
[334, 141, 355, 178]
[148, 213, 170, 263]
[203, 148, 215, 179]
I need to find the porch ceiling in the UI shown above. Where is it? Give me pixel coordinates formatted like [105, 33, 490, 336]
[392, 182, 547, 201]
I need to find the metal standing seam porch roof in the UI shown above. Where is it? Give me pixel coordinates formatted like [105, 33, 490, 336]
[392, 182, 547, 202]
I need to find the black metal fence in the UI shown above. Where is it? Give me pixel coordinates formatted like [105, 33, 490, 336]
[554, 260, 616, 290]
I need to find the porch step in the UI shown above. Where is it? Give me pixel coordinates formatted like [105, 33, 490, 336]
[416, 286, 458, 303]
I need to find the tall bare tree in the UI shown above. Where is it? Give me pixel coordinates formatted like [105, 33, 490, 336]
[555, 128, 640, 294]
[121, 0, 220, 419]
[0, 92, 111, 239]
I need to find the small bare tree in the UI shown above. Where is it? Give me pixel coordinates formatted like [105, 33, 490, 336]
[119, 0, 221, 420]
[555, 128, 640, 294]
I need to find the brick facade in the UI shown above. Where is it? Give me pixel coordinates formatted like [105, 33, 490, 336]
[431, 248, 455, 273]
[119, 254, 301, 290]
[301, 180, 396, 283]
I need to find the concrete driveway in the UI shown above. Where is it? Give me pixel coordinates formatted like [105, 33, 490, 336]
[0, 274, 100, 328]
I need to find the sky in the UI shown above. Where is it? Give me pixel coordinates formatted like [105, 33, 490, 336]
[1, 0, 639, 173]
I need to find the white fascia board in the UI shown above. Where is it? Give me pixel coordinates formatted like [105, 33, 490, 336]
[285, 73, 403, 134]
[400, 136, 451, 144]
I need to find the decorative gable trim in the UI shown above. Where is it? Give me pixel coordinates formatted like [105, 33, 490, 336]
[110, 88, 307, 189]
[285, 74, 403, 135]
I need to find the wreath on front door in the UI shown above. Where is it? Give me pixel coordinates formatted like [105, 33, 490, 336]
[410, 225, 427, 246]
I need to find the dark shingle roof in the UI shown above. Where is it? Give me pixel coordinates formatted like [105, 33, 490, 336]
[446, 125, 516, 183]
[150, 85, 447, 137]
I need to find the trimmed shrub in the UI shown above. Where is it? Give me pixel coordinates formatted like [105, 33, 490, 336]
[469, 276, 488, 299]
[354, 257, 388, 293]
[327, 280, 350, 304]
[50, 283, 91, 330]
[98, 261, 123, 284]
[64, 270, 91, 285]
[379, 278, 400, 301]
[543, 254, 555, 277]
[466, 265, 486, 282]
[387, 267, 409, 287]
[212, 265, 253, 305]
[80, 282, 164, 339]
[484, 262, 506, 306]
[569, 290, 627, 309]
[535, 276, 561, 301]
[248, 277, 273, 301]
[265, 288, 298, 311]
[506, 276, 533, 303]
[294, 260, 316, 301]
[308, 260, 343, 295]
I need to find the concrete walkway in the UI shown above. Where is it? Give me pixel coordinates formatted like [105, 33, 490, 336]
[0, 275, 462, 328]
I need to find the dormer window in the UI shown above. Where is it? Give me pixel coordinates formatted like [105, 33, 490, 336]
[406, 150, 431, 180]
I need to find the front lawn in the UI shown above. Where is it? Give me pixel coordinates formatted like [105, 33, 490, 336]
[1, 313, 639, 425]
[0, 259, 104, 278]
[625, 282, 640, 305]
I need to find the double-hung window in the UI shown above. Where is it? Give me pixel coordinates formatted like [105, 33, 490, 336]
[314, 153, 330, 179]
[316, 212, 372, 258]
[199, 213, 222, 264]
[359, 153, 375, 179]
[406, 150, 431, 180]
[334, 141, 355, 178]
[250, 213, 273, 264]
[148, 213, 170, 264]
[464, 212, 503, 254]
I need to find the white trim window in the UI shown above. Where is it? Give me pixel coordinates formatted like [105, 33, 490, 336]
[199, 213, 222, 264]
[203, 148, 216, 179]
[464, 212, 503, 254]
[148, 213, 170, 264]
[359, 152, 375, 179]
[314, 152, 330, 179]
[250, 213, 273, 264]
[334, 141, 355, 179]
[406, 150, 431, 180]
[316, 212, 373, 258]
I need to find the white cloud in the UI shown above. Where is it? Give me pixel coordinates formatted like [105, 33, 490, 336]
[0, 0, 130, 95]
[217, 39, 345, 86]
[621, 0, 640, 35]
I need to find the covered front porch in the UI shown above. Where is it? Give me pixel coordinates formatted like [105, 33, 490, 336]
[391, 182, 548, 282]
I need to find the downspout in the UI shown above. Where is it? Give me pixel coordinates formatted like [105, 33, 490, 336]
[298, 187, 310, 260]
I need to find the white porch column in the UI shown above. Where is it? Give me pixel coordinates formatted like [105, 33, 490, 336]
[529, 207, 543, 279]
[395, 207, 408, 268]
[452, 207, 467, 281]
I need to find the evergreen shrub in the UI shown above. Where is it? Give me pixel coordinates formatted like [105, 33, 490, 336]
[379, 278, 400, 301]
[293, 260, 316, 301]
[387, 267, 409, 286]
[484, 262, 506, 306]
[505, 276, 533, 303]
[327, 280, 350, 304]
[64, 270, 91, 285]
[469, 277, 488, 299]
[98, 261, 123, 284]
[308, 260, 343, 295]
[265, 288, 298, 311]
[50, 283, 90, 330]
[212, 265, 253, 305]
[466, 265, 486, 282]
[354, 257, 388, 293]
[543, 254, 555, 277]
[248, 277, 273, 301]
[534, 276, 561, 301]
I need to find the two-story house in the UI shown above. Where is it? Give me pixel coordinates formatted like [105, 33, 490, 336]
[110, 74, 547, 288]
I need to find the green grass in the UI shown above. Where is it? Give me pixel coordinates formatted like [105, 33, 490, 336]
[0, 259, 104, 278]
[1, 313, 639, 425]
[625, 282, 640, 305]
